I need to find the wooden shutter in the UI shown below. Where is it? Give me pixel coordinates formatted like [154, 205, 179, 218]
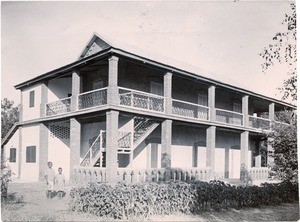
[29, 91, 35, 108]
[9, 148, 16, 162]
[26, 146, 36, 163]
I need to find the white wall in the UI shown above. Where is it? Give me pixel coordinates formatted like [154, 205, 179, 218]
[21, 124, 40, 181]
[4, 129, 19, 178]
[48, 122, 71, 180]
[48, 78, 72, 102]
[171, 145, 193, 168]
[22, 84, 41, 121]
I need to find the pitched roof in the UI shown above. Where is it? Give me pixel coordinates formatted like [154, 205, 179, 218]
[14, 33, 295, 108]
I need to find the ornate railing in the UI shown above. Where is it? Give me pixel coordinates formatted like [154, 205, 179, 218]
[80, 130, 104, 166]
[172, 99, 209, 120]
[248, 116, 270, 130]
[45, 97, 71, 116]
[119, 87, 164, 112]
[249, 167, 270, 180]
[215, 109, 243, 126]
[78, 88, 107, 110]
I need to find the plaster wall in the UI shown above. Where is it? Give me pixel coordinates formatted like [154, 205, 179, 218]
[22, 84, 41, 121]
[4, 129, 19, 178]
[21, 124, 40, 181]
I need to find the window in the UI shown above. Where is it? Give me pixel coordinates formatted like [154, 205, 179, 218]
[9, 148, 16, 162]
[29, 91, 35, 108]
[26, 146, 36, 163]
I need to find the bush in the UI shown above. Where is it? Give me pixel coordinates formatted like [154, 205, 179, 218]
[69, 180, 298, 219]
[1, 160, 13, 200]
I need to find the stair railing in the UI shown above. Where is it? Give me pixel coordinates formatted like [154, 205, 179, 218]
[80, 130, 103, 166]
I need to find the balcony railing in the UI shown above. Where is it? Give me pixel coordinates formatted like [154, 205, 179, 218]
[172, 99, 209, 121]
[119, 87, 164, 112]
[78, 88, 107, 110]
[248, 116, 270, 130]
[45, 97, 71, 116]
[215, 109, 243, 126]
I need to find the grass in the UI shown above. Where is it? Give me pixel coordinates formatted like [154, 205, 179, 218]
[1, 181, 299, 221]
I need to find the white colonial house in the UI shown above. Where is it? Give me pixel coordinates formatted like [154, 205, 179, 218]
[1, 33, 295, 184]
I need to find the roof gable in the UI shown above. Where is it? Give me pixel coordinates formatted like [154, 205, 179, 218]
[78, 33, 111, 60]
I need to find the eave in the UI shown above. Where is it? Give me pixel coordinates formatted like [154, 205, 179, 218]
[14, 46, 296, 109]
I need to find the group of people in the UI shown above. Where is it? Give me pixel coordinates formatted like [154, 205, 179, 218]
[44, 161, 66, 199]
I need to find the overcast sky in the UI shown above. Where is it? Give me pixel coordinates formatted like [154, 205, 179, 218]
[1, 1, 295, 104]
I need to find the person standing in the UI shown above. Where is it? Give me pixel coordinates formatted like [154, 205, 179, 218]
[55, 167, 66, 199]
[44, 161, 55, 199]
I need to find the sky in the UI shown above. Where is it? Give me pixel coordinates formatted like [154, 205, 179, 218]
[1, 1, 295, 105]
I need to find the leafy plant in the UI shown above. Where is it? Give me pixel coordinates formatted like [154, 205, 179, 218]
[69, 180, 298, 219]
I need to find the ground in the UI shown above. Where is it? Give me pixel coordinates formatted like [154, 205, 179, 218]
[1, 181, 299, 221]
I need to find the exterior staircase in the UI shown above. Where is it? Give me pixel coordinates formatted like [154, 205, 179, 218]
[80, 117, 159, 167]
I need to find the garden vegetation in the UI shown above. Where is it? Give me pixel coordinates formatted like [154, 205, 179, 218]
[69, 180, 298, 220]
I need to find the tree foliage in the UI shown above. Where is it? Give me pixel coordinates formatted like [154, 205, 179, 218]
[259, 3, 296, 101]
[267, 110, 297, 183]
[1, 98, 19, 139]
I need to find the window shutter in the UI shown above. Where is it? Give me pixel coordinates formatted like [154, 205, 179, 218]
[29, 91, 35, 108]
[26, 146, 36, 163]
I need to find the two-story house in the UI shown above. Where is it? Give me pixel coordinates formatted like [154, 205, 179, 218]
[2, 33, 295, 183]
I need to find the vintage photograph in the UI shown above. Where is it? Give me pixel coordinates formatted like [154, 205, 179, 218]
[1, 1, 298, 221]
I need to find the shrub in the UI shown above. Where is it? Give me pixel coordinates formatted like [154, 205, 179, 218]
[69, 180, 298, 219]
[1, 160, 13, 200]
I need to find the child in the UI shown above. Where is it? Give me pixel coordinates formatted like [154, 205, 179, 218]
[44, 161, 55, 199]
[55, 167, 66, 199]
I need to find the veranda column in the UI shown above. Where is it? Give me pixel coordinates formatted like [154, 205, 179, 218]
[242, 95, 249, 127]
[70, 118, 81, 182]
[40, 81, 48, 117]
[206, 126, 216, 176]
[267, 138, 274, 166]
[161, 119, 172, 180]
[106, 110, 119, 184]
[39, 123, 48, 181]
[269, 103, 275, 121]
[107, 56, 119, 106]
[18, 127, 22, 179]
[240, 131, 249, 170]
[208, 86, 216, 121]
[164, 72, 172, 115]
[71, 70, 81, 111]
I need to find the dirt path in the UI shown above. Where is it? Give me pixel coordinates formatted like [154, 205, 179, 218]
[1, 182, 299, 221]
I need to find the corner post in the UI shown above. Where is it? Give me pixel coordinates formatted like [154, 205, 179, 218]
[242, 95, 249, 127]
[164, 72, 172, 114]
[107, 56, 119, 106]
[206, 126, 216, 176]
[161, 119, 172, 180]
[240, 131, 249, 169]
[71, 70, 81, 111]
[70, 118, 81, 182]
[208, 86, 215, 121]
[40, 81, 48, 117]
[39, 123, 48, 181]
[106, 110, 119, 184]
